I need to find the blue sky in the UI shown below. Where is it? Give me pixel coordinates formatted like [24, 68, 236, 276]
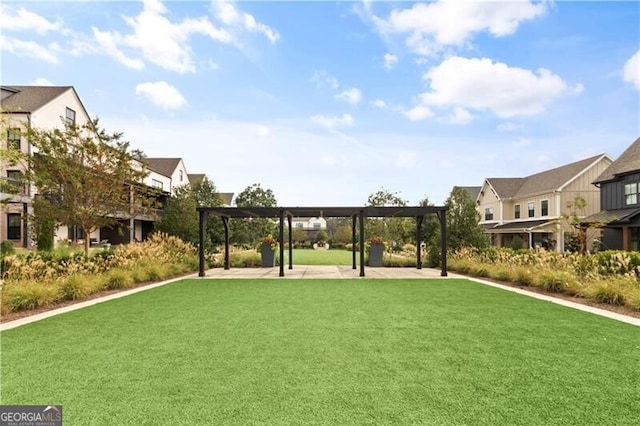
[1, 0, 638, 206]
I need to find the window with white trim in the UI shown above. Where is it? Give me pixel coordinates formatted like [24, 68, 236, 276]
[7, 129, 21, 150]
[65, 107, 76, 125]
[484, 207, 494, 221]
[7, 213, 21, 240]
[514, 204, 521, 219]
[625, 183, 638, 205]
[528, 202, 535, 218]
[541, 200, 549, 216]
[152, 179, 163, 190]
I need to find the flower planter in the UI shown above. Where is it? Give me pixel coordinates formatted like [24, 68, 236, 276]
[368, 243, 384, 267]
[261, 243, 276, 267]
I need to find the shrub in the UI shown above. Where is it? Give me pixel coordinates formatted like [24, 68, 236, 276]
[59, 275, 88, 301]
[2, 282, 58, 313]
[537, 271, 568, 293]
[106, 269, 133, 290]
[584, 282, 626, 306]
[514, 268, 535, 286]
[1, 240, 15, 256]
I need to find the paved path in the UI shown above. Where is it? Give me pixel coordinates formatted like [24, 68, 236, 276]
[2, 266, 638, 330]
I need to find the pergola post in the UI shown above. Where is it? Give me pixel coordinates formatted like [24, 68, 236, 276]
[439, 210, 448, 277]
[279, 209, 285, 277]
[222, 216, 230, 270]
[416, 215, 423, 269]
[359, 210, 365, 277]
[198, 210, 207, 277]
[351, 215, 357, 270]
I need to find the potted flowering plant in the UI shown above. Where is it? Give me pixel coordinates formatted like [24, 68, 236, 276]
[368, 236, 385, 267]
[258, 234, 278, 267]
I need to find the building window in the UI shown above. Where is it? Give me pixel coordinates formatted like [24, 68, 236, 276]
[541, 200, 549, 217]
[484, 207, 494, 221]
[65, 107, 76, 125]
[295, 223, 303, 229]
[179, 170, 184, 182]
[528, 202, 535, 218]
[7, 213, 21, 240]
[151, 179, 163, 190]
[7, 129, 21, 150]
[514, 204, 521, 219]
[625, 183, 638, 205]
[313, 223, 321, 229]
[6, 170, 23, 193]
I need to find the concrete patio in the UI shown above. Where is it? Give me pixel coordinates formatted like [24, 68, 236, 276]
[200, 265, 451, 279]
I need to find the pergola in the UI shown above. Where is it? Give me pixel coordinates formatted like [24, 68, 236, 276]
[197, 206, 448, 277]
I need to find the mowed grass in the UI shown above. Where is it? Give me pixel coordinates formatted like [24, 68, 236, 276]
[285, 248, 355, 265]
[1, 279, 639, 425]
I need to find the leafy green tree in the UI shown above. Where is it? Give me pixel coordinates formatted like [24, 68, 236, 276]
[155, 185, 198, 245]
[24, 118, 154, 256]
[365, 187, 412, 248]
[193, 177, 224, 246]
[231, 183, 277, 246]
[419, 196, 444, 267]
[445, 186, 488, 250]
[562, 195, 608, 254]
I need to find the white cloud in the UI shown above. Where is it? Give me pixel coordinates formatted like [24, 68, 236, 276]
[374, 1, 549, 55]
[30, 77, 53, 86]
[372, 99, 387, 108]
[623, 50, 640, 89]
[403, 105, 433, 121]
[383, 53, 398, 70]
[87, 0, 232, 74]
[255, 125, 269, 137]
[135, 81, 187, 110]
[320, 155, 337, 166]
[497, 121, 522, 132]
[310, 113, 355, 129]
[0, 36, 58, 63]
[512, 138, 531, 147]
[442, 107, 473, 125]
[396, 150, 418, 169]
[421, 56, 578, 118]
[213, 1, 279, 43]
[0, 6, 63, 34]
[335, 88, 362, 105]
[311, 70, 339, 90]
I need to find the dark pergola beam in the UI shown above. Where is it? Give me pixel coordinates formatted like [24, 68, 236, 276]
[287, 214, 293, 270]
[351, 215, 357, 270]
[359, 210, 365, 277]
[279, 209, 285, 277]
[416, 215, 423, 270]
[439, 210, 448, 277]
[222, 216, 230, 270]
[198, 210, 207, 277]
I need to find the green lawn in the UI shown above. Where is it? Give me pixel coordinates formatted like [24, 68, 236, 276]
[1, 279, 639, 425]
[285, 248, 355, 265]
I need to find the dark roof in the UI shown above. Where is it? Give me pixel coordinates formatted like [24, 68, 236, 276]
[188, 174, 206, 186]
[488, 219, 552, 232]
[593, 137, 640, 184]
[583, 207, 640, 225]
[1, 86, 72, 113]
[144, 158, 182, 178]
[487, 154, 606, 199]
[486, 178, 524, 199]
[455, 186, 481, 201]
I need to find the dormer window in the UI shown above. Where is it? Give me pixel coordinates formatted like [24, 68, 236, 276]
[625, 183, 639, 205]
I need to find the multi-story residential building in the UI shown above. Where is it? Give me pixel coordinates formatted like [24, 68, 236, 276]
[0, 85, 178, 247]
[477, 154, 613, 252]
[590, 137, 640, 250]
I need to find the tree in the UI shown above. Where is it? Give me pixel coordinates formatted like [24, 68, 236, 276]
[155, 185, 199, 245]
[155, 177, 224, 248]
[419, 196, 445, 267]
[231, 183, 277, 246]
[562, 195, 608, 254]
[445, 187, 488, 250]
[24, 118, 154, 256]
[365, 187, 413, 249]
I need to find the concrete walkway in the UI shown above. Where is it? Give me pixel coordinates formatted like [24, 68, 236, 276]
[2, 266, 638, 330]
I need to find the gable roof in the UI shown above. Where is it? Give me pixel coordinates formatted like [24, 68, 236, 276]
[1, 86, 73, 113]
[188, 173, 206, 187]
[593, 137, 640, 184]
[485, 178, 524, 199]
[486, 154, 607, 200]
[454, 186, 482, 201]
[144, 158, 182, 178]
